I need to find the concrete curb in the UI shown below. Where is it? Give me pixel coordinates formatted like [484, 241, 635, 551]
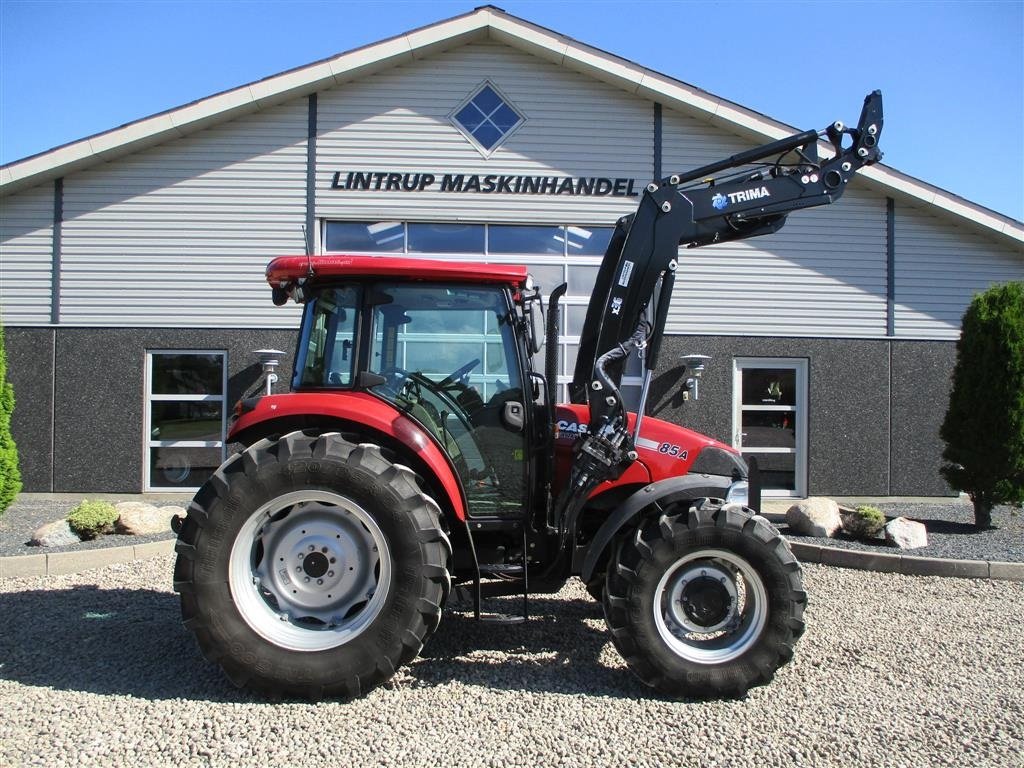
[0, 538, 175, 579]
[2, 535, 1022, 582]
[786, 540, 1024, 581]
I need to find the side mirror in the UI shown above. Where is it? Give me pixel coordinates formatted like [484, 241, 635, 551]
[524, 279, 545, 355]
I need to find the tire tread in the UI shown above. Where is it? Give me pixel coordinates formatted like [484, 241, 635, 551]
[173, 429, 450, 701]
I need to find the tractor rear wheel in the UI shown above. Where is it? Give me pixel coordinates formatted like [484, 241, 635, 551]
[173, 430, 451, 700]
[603, 499, 805, 698]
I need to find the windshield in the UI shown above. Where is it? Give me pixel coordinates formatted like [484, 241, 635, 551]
[367, 283, 520, 399]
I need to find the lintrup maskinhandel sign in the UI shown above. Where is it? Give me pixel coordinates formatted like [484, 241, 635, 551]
[330, 171, 640, 197]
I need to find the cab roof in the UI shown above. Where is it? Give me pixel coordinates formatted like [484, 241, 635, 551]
[266, 255, 530, 287]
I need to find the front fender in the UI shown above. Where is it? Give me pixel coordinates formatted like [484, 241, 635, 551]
[230, 392, 468, 521]
[579, 472, 735, 582]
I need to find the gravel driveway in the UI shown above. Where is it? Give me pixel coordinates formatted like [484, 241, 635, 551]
[1, 556, 1022, 767]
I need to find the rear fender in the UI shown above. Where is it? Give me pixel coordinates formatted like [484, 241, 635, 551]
[230, 392, 467, 521]
[578, 472, 734, 582]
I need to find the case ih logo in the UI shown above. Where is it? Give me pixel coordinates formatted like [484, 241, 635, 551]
[712, 186, 772, 210]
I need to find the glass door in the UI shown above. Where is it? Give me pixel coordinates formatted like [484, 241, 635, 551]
[732, 359, 808, 497]
[145, 350, 227, 491]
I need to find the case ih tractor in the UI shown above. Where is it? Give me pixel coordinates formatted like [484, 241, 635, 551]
[172, 93, 883, 699]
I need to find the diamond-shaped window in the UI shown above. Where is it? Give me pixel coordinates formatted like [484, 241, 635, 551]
[451, 83, 524, 154]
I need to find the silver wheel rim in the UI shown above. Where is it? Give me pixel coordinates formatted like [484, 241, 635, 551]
[653, 548, 768, 664]
[228, 490, 392, 652]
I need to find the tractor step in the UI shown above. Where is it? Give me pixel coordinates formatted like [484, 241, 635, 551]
[479, 563, 524, 576]
[463, 520, 530, 623]
[479, 613, 526, 625]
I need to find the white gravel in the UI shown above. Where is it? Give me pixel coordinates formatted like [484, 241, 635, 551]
[1, 556, 1022, 767]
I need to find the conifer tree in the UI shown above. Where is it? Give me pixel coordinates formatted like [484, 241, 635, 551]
[940, 281, 1024, 528]
[0, 324, 22, 514]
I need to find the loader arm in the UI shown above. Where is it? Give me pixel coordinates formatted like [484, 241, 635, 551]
[556, 91, 884, 530]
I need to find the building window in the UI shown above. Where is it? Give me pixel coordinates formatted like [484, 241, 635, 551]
[408, 223, 485, 254]
[450, 82, 524, 155]
[145, 351, 227, 491]
[324, 221, 403, 252]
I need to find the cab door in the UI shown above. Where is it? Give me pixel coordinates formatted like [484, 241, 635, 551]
[366, 282, 531, 518]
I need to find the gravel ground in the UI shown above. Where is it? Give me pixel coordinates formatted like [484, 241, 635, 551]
[0, 498, 179, 557]
[1, 555, 1022, 768]
[777, 502, 1024, 562]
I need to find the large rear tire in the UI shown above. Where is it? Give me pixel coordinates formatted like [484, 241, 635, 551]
[603, 499, 805, 698]
[173, 430, 451, 700]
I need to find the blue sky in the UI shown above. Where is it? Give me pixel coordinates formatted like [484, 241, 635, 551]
[1, 0, 1022, 220]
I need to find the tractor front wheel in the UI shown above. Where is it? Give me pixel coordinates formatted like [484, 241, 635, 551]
[173, 431, 451, 700]
[603, 499, 805, 698]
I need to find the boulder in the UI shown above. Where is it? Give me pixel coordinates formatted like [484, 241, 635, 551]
[884, 517, 928, 550]
[31, 519, 81, 547]
[115, 502, 180, 536]
[785, 497, 842, 538]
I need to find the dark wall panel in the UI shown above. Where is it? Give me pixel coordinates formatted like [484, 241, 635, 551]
[8, 324, 959, 496]
[51, 328, 298, 493]
[650, 336, 891, 496]
[890, 340, 957, 496]
[4, 328, 55, 492]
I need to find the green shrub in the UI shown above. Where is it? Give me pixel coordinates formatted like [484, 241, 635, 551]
[940, 281, 1024, 528]
[842, 505, 886, 539]
[0, 324, 21, 515]
[67, 500, 118, 540]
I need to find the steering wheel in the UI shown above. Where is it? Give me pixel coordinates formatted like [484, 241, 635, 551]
[437, 358, 480, 389]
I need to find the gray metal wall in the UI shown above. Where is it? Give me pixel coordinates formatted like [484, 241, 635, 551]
[894, 202, 1024, 339]
[0, 184, 53, 325]
[315, 41, 652, 226]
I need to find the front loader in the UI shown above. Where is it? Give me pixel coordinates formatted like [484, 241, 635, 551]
[172, 92, 884, 699]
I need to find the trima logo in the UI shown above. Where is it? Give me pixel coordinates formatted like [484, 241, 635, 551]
[711, 186, 772, 210]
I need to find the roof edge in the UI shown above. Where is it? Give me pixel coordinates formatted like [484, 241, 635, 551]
[2, 5, 1021, 247]
[0, 6, 493, 193]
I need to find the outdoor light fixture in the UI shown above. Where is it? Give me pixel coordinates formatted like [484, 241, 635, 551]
[679, 354, 711, 401]
[254, 349, 286, 396]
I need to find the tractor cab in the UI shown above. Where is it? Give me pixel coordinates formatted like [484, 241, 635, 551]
[269, 256, 545, 520]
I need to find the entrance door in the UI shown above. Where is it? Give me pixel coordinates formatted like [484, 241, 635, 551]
[732, 359, 808, 497]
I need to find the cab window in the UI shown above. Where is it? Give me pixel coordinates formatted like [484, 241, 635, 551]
[295, 286, 360, 388]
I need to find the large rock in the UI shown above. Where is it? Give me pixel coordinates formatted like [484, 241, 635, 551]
[885, 517, 928, 550]
[31, 519, 81, 547]
[115, 502, 181, 536]
[786, 497, 843, 538]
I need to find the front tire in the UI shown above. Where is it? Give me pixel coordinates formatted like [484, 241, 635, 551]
[173, 430, 451, 699]
[603, 499, 805, 698]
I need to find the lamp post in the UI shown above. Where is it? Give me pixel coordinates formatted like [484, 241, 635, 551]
[679, 354, 711, 401]
[253, 349, 286, 396]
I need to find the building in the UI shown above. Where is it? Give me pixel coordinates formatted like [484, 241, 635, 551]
[1, 6, 1022, 498]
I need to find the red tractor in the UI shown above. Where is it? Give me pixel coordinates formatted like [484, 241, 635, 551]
[172, 93, 884, 699]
